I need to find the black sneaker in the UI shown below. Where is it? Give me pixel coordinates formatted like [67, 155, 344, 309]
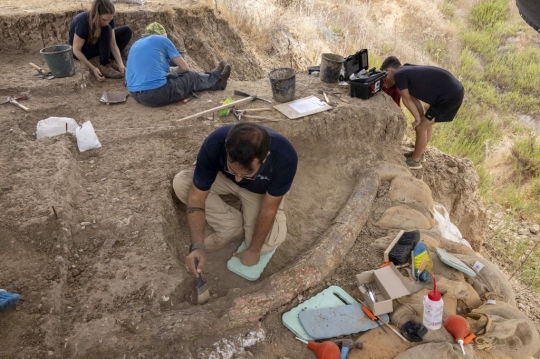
[219, 64, 231, 90]
[404, 150, 426, 162]
[406, 157, 422, 169]
[214, 60, 226, 73]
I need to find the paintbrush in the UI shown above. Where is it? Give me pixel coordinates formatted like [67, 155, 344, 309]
[194, 258, 210, 305]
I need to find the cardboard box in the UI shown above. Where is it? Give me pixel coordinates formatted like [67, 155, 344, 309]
[356, 264, 412, 316]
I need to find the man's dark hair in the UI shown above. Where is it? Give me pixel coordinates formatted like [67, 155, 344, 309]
[380, 56, 402, 71]
[225, 123, 270, 171]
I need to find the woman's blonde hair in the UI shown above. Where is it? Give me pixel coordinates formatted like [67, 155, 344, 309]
[88, 0, 115, 44]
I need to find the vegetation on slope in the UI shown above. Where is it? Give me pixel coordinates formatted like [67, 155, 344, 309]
[213, 0, 540, 289]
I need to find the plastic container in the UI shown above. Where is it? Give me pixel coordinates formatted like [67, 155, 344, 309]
[423, 273, 443, 330]
[268, 68, 296, 103]
[320, 53, 343, 83]
[40, 45, 76, 78]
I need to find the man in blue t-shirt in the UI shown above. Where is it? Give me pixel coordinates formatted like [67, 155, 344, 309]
[381, 56, 464, 169]
[173, 123, 298, 277]
[125, 22, 231, 107]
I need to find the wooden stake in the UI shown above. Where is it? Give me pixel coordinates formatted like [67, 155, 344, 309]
[52, 206, 58, 219]
[176, 97, 255, 123]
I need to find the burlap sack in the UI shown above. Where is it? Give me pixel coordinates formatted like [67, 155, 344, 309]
[374, 163, 411, 181]
[389, 174, 434, 211]
[394, 342, 477, 359]
[375, 205, 432, 230]
[454, 255, 516, 306]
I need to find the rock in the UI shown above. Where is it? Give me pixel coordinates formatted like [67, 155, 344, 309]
[529, 224, 540, 234]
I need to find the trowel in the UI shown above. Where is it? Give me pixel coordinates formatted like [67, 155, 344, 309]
[29, 62, 54, 79]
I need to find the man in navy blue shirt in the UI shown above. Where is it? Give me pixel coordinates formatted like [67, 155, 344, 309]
[381, 56, 464, 169]
[173, 123, 298, 276]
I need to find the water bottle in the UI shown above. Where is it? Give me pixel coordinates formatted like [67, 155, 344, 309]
[423, 273, 443, 330]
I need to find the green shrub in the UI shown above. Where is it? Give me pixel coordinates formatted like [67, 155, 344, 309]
[469, 0, 508, 30]
[511, 136, 540, 178]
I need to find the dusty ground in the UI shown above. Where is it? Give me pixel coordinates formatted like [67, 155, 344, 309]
[1, 2, 539, 359]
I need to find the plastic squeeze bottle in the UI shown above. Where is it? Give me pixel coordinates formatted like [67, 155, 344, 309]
[423, 273, 443, 330]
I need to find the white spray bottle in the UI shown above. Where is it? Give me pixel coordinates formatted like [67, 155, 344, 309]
[423, 273, 443, 330]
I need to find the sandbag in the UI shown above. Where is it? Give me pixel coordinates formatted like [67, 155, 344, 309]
[454, 255, 516, 306]
[389, 174, 434, 211]
[472, 304, 540, 359]
[373, 162, 411, 181]
[375, 205, 432, 230]
[395, 342, 476, 359]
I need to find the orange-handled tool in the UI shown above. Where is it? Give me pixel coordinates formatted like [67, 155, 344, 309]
[361, 305, 387, 333]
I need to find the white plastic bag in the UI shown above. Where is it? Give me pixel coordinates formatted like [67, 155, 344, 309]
[75, 121, 102, 152]
[433, 202, 472, 249]
[36, 117, 78, 139]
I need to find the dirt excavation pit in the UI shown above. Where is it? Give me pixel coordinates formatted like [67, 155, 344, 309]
[2, 3, 532, 359]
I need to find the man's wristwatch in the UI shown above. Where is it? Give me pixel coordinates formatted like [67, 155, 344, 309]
[189, 243, 206, 253]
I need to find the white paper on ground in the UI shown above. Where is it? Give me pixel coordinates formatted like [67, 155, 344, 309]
[433, 202, 472, 249]
[75, 121, 102, 152]
[36, 117, 78, 139]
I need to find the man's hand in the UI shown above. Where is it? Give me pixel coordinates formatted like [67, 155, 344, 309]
[185, 249, 205, 277]
[411, 119, 421, 129]
[233, 248, 260, 266]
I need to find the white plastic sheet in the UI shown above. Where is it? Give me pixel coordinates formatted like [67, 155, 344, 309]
[433, 202, 472, 249]
[36, 117, 78, 139]
[75, 121, 102, 152]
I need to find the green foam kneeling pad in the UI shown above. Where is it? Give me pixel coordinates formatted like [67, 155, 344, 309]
[227, 241, 277, 281]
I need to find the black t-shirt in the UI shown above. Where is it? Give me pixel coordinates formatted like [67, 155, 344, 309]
[394, 64, 463, 105]
[68, 11, 116, 45]
[193, 125, 298, 196]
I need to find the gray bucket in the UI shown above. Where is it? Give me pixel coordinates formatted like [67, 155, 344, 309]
[268, 68, 296, 103]
[40, 45, 76, 78]
[320, 53, 343, 83]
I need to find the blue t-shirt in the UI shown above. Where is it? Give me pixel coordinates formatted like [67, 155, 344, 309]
[394, 64, 463, 106]
[68, 11, 116, 45]
[125, 35, 181, 92]
[193, 125, 298, 196]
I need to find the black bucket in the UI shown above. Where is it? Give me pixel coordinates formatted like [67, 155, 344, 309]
[40, 45, 76, 78]
[320, 53, 343, 83]
[268, 68, 296, 103]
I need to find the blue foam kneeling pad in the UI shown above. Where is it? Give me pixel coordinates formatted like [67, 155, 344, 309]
[227, 241, 277, 281]
[282, 285, 358, 340]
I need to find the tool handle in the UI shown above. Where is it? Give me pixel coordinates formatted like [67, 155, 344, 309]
[340, 347, 349, 359]
[10, 100, 29, 112]
[176, 96, 254, 122]
[362, 305, 377, 321]
[29, 62, 42, 71]
[376, 315, 408, 342]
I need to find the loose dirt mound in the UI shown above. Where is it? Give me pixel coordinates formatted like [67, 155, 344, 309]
[0, 3, 492, 358]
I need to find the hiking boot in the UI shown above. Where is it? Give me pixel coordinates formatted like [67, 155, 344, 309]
[406, 157, 422, 169]
[98, 63, 123, 79]
[110, 60, 120, 71]
[214, 60, 226, 73]
[219, 64, 232, 90]
[204, 227, 244, 252]
[404, 150, 426, 162]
